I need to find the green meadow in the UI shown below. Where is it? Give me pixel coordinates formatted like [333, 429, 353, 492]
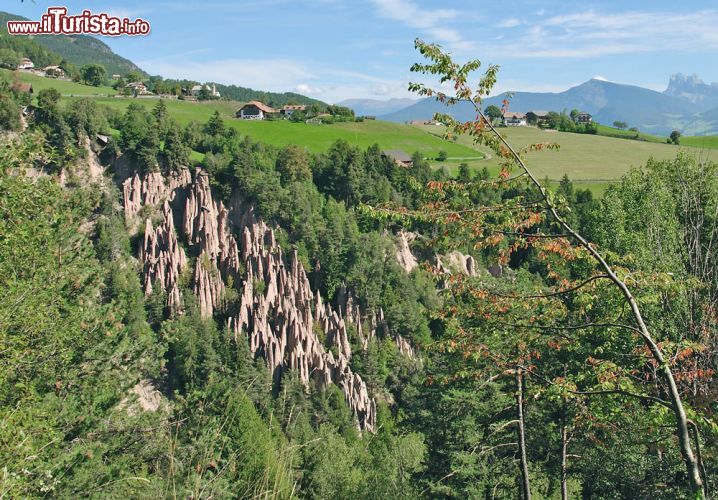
[419, 124, 716, 189]
[1, 68, 116, 96]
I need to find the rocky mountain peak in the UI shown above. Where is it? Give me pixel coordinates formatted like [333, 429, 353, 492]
[665, 73, 718, 107]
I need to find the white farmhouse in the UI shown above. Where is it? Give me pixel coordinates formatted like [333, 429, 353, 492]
[502, 111, 527, 127]
[18, 58, 34, 70]
[236, 101, 277, 120]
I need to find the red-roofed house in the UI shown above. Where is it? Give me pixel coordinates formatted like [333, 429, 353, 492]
[236, 101, 278, 120]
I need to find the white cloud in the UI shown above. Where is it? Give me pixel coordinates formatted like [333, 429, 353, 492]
[369, 0, 458, 29]
[405, 7, 718, 60]
[497, 18, 521, 28]
[295, 83, 322, 95]
[139, 57, 316, 92]
[368, 0, 467, 47]
[371, 82, 407, 96]
[592, 75, 608, 81]
[521, 9, 718, 58]
[138, 55, 414, 102]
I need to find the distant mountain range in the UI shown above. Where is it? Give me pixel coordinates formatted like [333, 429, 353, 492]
[337, 98, 420, 117]
[379, 75, 718, 136]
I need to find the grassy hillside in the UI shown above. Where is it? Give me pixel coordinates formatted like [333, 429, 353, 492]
[595, 124, 666, 143]
[419, 124, 717, 185]
[228, 120, 481, 158]
[681, 135, 718, 149]
[0, 69, 115, 96]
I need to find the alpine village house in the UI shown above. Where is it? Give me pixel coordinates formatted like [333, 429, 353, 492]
[236, 101, 278, 120]
[235, 102, 309, 120]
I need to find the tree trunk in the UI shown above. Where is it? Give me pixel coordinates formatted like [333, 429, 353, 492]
[560, 411, 568, 500]
[516, 370, 532, 500]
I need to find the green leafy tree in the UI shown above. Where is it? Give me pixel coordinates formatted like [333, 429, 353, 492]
[484, 104, 503, 122]
[669, 130, 681, 145]
[0, 77, 20, 131]
[66, 98, 109, 140]
[152, 99, 169, 131]
[0, 48, 20, 69]
[80, 63, 107, 87]
[36, 87, 61, 111]
[162, 120, 190, 172]
[613, 120, 628, 130]
[276, 144, 312, 184]
[125, 70, 142, 83]
[204, 110, 225, 136]
[0, 142, 164, 496]
[457, 162, 471, 182]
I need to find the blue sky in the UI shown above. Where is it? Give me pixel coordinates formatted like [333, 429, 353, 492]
[10, 1, 718, 103]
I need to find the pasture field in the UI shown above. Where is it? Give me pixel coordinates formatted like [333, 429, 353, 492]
[681, 135, 718, 150]
[1, 69, 116, 96]
[594, 124, 665, 143]
[418, 124, 716, 187]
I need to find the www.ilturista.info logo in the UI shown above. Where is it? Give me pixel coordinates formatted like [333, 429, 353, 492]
[6, 7, 150, 36]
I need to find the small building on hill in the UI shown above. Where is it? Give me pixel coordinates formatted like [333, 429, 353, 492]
[526, 110, 550, 126]
[127, 81, 149, 93]
[236, 101, 277, 120]
[280, 104, 306, 117]
[43, 65, 66, 79]
[575, 112, 593, 124]
[502, 111, 527, 127]
[190, 83, 221, 98]
[382, 149, 413, 168]
[18, 58, 34, 70]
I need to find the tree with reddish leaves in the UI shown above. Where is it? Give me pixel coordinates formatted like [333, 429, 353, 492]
[368, 39, 709, 498]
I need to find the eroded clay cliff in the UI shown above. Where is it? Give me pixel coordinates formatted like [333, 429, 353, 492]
[125, 168, 395, 431]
